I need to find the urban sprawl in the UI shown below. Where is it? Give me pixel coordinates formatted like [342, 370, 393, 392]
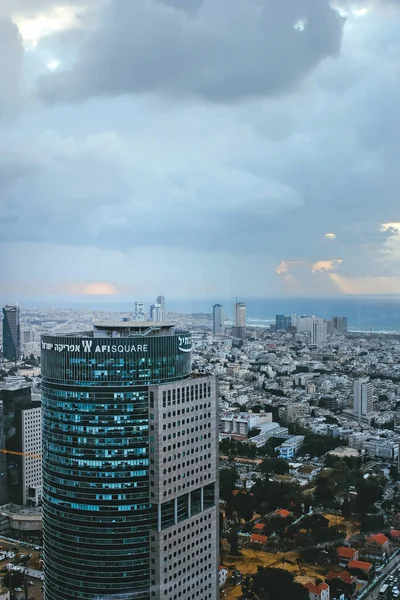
[1, 300, 400, 600]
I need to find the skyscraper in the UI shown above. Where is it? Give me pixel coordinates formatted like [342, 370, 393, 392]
[41, 322, 218, 600]
[134, 301, 145, 321]
[150, 303, 163, 322]
[354, 378, 374, 423]
[310, 318, 328, 345]
[0, 383, 41, 505]
[2, 305, 20, 361]
[332, 316, 348, 334]
[233, 301, 246, 339]
[275, 314, 292, 331]
[156, 295, 166, 315]
[213, 304, 224, 335]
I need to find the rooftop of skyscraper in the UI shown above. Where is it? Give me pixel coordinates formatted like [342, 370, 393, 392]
[51, 322, 179, 338]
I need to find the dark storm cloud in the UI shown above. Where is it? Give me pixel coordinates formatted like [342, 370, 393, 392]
[39, 0, 345, 104]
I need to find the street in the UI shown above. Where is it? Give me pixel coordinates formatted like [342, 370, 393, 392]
[363, 553, 400, 600]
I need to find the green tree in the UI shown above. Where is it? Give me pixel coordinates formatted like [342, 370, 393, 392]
[341, 497, 352, 518]
[389, 465, 398, 481]
[249, 428, 262, 438]
[229, 523, 240, 556]
[234, 492, 255, 522]
[260, 458, 289, 476]
[355, 478, 383, 514]
[242, 567, 309, 600]
[220, 467, 238, 501]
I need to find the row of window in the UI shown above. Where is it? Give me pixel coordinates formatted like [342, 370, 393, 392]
[159, 382, 212, 409]
[161, 405, 212, 420]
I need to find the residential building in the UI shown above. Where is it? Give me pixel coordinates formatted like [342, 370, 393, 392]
[362, 437, 399, 460]
[336, 547, 358, 567]
[134, 301, 145, 321]
[275, 315, 292, 331]
[354, 378, 374, 423]
[2, 305, 20, 361]
[150, 303, 163, 322]
[278, 402, 309, 424]
[156, 295, 166, 314]
[326, 570, 356, 597]
[249, 426, 289, 448]
[220, 411, 272, 437]
[213, 304, 224, 336]
[332, 316, 348, 333]
[41, 322, 218, 600]
[311, 318, 328, 345]
[22, 405, 42, 505]
[365, 534, 391, 560]
[304, 581, 330, 600]
[249, 533, 268, 548]
[346, 559, 375, 581]
[276, 436, 304, 459]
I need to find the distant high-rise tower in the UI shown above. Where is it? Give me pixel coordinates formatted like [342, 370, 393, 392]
[213, 304, 224, 335]
[134, 301, 145, 321]
[233, 301, 246, 339]
[332, 316, 348, 334]
[275, 314, 292, 331]
[150, 303, 163, 322]
[157, 295, 166, 315]
[2, 305, 20, 360]
[310, 318, 328, 345]
[354, 378, 374, 423]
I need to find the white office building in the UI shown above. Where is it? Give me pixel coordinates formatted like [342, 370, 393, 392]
[22, 405, 42, 505]
[156, 295, 166, 314]
[150, 303, 164, 322]
[354, 378, 374, 423]
[311, 318, 328, 345]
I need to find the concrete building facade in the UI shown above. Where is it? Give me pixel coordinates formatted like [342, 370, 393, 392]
[354, 378, 374, 423]
[213, 304, 224, 336]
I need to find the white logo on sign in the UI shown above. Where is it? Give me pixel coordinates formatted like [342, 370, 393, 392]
[178, 336, 192, 353]
[82, 340, 93, 353]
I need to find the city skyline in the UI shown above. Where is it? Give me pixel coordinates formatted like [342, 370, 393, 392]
[1, 1, 400, 299]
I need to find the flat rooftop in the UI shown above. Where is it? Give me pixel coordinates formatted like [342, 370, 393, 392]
[45, 322, 184, 338]
[94, 322, 175, 329]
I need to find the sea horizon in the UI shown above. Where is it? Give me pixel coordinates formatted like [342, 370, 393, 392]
[12, 295, 400, 333]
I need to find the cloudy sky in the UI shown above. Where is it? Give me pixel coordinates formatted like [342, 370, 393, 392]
[1, 0, 400, 302]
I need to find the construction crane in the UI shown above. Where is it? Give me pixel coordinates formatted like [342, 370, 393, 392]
[0, 449, 41, 459]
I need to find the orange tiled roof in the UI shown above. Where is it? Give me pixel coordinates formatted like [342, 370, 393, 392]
[367, 533, 389, 546]
[337, 546, 357, 559]
[326, 570, 355, 585]
[347, 560, 373, 571]
[274, 508, 291, 518]
[253, 523, 265, 531]
[304, 581, 329, 594]
[250, 534, 268, 544]
[391, 530, 400, 538]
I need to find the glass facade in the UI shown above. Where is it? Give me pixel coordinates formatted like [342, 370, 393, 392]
[41, 329, 192, 600]
[2, 305, 20, 361]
